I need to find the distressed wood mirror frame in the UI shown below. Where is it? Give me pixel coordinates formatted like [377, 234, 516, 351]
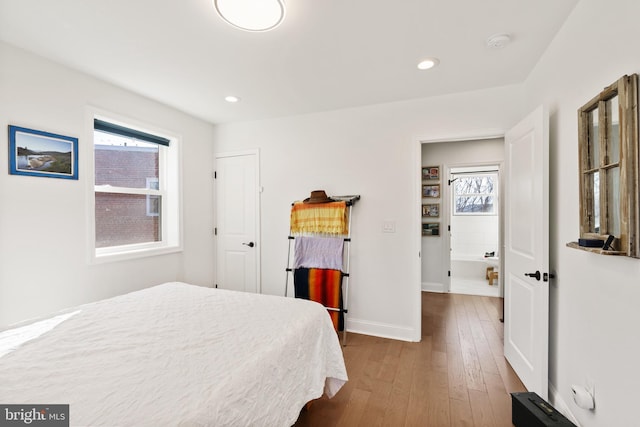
[575, 74, 639, 257]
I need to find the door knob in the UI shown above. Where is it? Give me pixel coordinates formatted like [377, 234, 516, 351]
[524, 271, 541, 281]
[242, 242, 255, 248]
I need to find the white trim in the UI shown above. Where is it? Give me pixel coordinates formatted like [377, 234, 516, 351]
[422, 282, 446, 293]
[85, 106, 183, 264]
[549, 382, 581, 426]
[346, 317, 418, 342]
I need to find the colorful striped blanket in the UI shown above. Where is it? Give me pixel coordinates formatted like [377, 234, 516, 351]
[290, 201, 348, 235]
[293, 268, 343, 331]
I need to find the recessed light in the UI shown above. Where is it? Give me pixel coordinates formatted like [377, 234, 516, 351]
[417, 58, 440, 70]
[224, 96, 240, 103]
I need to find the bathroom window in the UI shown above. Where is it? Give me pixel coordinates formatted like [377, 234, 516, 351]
[452, 172, 497, 215]
[577, 74, 639, 257]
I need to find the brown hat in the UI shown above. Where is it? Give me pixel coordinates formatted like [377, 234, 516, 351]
[303, 190, 333, 204]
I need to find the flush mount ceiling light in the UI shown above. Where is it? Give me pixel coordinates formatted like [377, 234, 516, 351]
[224, 95, 240, 103]
[214, 0, 286, 32]
[417, 57, 440, 70]
[486, 33, 511, 49]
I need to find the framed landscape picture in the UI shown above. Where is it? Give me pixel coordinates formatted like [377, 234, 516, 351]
[8, 125, 78, 180]
[422, 166, 439, 180]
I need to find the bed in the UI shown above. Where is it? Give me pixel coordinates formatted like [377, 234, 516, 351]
[0, 282, 348, 426]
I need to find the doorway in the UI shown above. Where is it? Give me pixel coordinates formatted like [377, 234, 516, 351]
[214, 149, 261, 293]
[449, 165, 501, 297]
[419, 137, 504, 296]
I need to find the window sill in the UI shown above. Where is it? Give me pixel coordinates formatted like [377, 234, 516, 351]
[566, 241, 626, 256]
[92, 244, 183, 264]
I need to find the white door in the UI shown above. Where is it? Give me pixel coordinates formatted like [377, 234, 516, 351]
[215, 150, 260, 293]
[504, 106, 550, 398]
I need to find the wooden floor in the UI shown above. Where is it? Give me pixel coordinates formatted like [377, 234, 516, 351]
[295, 292, 526, 426]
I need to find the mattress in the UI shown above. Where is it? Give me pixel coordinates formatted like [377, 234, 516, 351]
[0, 282, 348, 426]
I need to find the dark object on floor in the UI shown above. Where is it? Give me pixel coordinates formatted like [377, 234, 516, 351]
[484, 251, 495, 257]
[578, 238, 604, 248]
[511, 392, 576, 427]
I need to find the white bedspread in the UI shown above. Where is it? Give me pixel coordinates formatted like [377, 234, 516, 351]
[0, 282, 348, 426]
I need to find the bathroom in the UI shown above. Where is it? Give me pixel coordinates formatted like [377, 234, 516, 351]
[421, 137, 504, 297]
[449, 166, 500, 297]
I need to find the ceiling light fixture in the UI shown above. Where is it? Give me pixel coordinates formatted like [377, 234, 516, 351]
[214, 0, 286, 32]
[224, 95, 240, 103]
[417, 57, 440, 70]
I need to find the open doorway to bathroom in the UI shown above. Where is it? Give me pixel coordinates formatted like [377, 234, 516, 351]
[420, 137, 504, 298]
[449, 165, 501, 297]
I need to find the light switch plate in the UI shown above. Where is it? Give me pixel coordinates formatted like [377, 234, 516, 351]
[382, 220, 396, 233]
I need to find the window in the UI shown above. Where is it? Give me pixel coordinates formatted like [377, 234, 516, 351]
[93, 116, 180, 260]
[577, 74, 639, 257]
[452, 172, 498, 215]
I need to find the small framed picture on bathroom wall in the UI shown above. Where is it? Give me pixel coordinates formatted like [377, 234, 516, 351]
[422, 166, 439, 181]
[422, 222, 439, 236]
[422, 203, 439, 217]
[422, 184, 440, 198]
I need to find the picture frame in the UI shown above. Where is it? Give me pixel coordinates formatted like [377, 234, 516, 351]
[422, 184, 440, 198]
[422, 166, 439, 180]
[8, 125, 78, 180]
[422, 203, 439, 217]
[422, 222, 440, 236]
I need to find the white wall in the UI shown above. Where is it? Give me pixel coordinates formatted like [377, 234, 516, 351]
[420, 139, 504, 292]
[523, 0, 640, 425]
[213, 88, 522, 341]
[0, 42, 216, 328]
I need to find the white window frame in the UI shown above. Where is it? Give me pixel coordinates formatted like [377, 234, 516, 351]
[87, 108, 182, 263]
[451, 172, 498, 216]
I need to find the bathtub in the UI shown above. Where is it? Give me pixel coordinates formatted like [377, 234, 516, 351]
[451, 255, 499, 282]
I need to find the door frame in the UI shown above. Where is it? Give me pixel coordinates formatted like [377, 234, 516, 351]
[413, 131, 504, 341]
[214, 148, 262, 293]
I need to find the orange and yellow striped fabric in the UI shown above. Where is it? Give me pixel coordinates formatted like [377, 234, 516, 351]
[290, 201, 348, 235]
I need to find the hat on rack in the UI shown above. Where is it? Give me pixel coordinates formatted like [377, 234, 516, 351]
[303, 190, 333, 204]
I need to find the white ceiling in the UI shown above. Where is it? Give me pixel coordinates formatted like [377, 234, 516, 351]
[0, 0, 579, 124]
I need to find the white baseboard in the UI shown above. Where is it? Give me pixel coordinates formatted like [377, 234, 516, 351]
[422, 281, 446, 293]
[549, 382, 580, 425]
[346, 317, 418, 342]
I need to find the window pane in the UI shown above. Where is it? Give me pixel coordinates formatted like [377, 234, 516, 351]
[607, 167, 620, 236]
[455, 196, 495, 214]
[588, 108, 599, 169]
[454, 176, 494, 195]
[607, 96, 620, 164]
[592, 172, 600, 233]
[95, 193, 161, 248]
[94, 132, 159, 189]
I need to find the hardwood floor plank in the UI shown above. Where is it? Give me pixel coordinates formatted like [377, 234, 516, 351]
[455, 297, 486, 392]
[446, 341, 469, 402]
[484, 372, 515, 427]
[450, 397, 475, 427]
[469, 389, 497, 427]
